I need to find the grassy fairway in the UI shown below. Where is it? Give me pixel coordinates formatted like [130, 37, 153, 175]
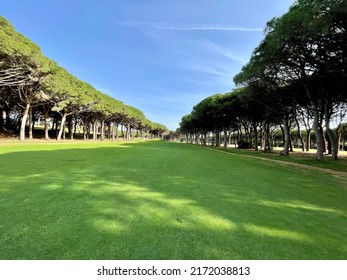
[0, 141, 346, 259]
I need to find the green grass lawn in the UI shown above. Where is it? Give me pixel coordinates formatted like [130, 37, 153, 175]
[0, 140, 346, 259]
[216, 146, 347, 173]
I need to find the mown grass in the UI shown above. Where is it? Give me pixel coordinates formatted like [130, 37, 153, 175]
[216, 147, 347, 173]
[0, 140, 346, 259]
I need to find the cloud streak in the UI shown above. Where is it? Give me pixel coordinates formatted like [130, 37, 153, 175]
[204, 41, 248, 65]
[121, 21, 263, 32]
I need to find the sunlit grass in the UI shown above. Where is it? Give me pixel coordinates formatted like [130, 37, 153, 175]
[0, 140, 346, 259]
[216, 146, 347, 173]
[243, 224, 312, 242]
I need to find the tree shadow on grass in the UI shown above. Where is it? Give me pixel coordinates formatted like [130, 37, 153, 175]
[0, 141, 346, 259]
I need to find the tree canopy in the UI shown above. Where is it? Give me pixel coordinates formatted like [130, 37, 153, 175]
[0, 16, 168, 141]
[178, 0, 347, 160]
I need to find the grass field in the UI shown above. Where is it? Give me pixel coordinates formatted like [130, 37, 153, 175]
[0, 140, 346, 259]
[218, 146, 347, 173]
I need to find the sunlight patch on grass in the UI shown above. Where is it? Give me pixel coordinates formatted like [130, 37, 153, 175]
[86, 182, 238, 233]
[258, 200, 345, 216]
[41, 184, 63, 190]
[118, 184, 237, 231]
[243, 224, 312, 242]
[188, 210, 237, 231]
[91, 218, 125, 234]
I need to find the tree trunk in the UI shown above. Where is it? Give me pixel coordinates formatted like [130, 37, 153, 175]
[51, 116, 57, 135]
[228, 131, 232, 146]
[305, 129, 311, 151]
[112, 122, 116, 141]
[121, 124, 124, 139]
[93, 121, 98, 141]
[325, 106, 338, 160]
[68, 116, 74, 140]
[223, 128, 228, 148]
[107, 123, 111, 139]
[101, 120, 105, 141]
[57, 111, 67, 141]
[312, 107, 324, 160]
[28, 107, 33, 140]
[282, 118, 290, 156]
[264, 121, 271, 153]
[82, 119, 87, 140]
[215, 130, 220, 147]
[253, 124, 258, 151]
[19, 102, 30, 141]
[125, 124, 130, 141]
[43, 106, 50, 140]
[295, 115, 305, 151]
[0, 110, 4, 128]
[304, 83, 324, 160]
[62, 124, 66, 140]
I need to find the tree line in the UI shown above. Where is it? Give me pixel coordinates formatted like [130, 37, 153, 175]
[0, 16, 168, 141]
[177, 0, 347, 160]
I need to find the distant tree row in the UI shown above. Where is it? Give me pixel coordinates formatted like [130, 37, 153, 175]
[178, 0, 347, 160]
[0, 16, 168, 141]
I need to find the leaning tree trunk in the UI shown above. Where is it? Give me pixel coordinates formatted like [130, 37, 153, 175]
[19, 102, 30, 141]
[57, 111, 67, 141]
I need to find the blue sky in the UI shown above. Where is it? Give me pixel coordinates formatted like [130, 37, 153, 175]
[2, 0, 294, 130]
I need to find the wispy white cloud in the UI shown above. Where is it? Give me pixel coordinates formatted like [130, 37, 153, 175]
[203, 41, 248, 65]
[120, 21, 262, 32]
[181, 61, 231, 78]
[176, 40, 245, 84]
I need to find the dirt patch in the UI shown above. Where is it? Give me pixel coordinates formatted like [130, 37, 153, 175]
[0, 132, 18, 140]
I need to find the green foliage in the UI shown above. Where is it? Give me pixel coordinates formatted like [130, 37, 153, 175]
[181, 0, 347, 159]
[0, 16, 167, 136]
[0, 16, 41, 58]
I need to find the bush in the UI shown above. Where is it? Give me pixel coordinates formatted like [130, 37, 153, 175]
[237, 140, 252, 149]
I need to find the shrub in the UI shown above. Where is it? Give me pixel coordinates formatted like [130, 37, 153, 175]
[237, 140, 252, 149]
